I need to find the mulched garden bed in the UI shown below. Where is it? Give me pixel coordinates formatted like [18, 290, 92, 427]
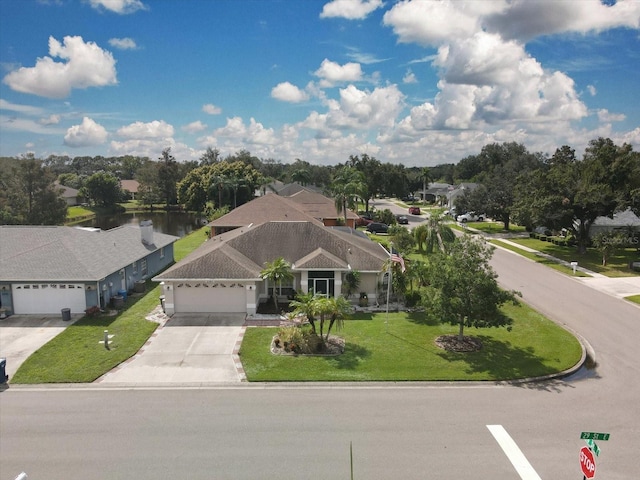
[270, 335, 345, 356]
[435, 334, 483, 352]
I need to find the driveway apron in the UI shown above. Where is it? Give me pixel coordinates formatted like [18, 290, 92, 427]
[0, 315, 81, 380]
[98, 313, 247, 385]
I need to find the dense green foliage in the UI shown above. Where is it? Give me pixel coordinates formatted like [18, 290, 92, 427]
[0, 154, 67, 224]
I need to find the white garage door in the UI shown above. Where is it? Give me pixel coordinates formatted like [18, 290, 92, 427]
[174, 282, 246, 313]
[12, 283, 86, 315]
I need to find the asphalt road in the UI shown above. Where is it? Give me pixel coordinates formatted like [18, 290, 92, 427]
[1, 200, 639, 479]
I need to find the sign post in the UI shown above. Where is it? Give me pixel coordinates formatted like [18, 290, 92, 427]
[580, 446, 596, 479]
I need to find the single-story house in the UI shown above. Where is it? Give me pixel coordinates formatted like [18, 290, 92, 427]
[420, 182, 454, 203]
[55, 182, 83, 206]
[208, 192, 358, 236]
[590, 208, 640, 238]
[0, 222, 178, 316]
[446, 183, 479, 209]
[153, 220, 389, 315]
[286, 189, 359, 227]
[120, 179, 140, 200]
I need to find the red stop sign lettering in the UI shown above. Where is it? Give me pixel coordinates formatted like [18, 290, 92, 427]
[580, 446, 596, 479]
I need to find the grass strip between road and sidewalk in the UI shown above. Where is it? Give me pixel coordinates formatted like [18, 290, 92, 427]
[11, 228, 209, 384]
[489, 239, 591, 277]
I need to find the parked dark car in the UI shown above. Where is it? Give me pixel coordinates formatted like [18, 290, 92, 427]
[395, 215, 409, 225]
[366, 222, 389, 234]
[355, 216, 374, 226]
[408, 206, 421, 215]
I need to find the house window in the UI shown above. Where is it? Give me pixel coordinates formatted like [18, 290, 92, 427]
[268, 276, 295, 297]
[132, 261, 137, 274]
[160, 247, 165, 259]
[307, 271, 335, 297]
[141, 259, 148, 276]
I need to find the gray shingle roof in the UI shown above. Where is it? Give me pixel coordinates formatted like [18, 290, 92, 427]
[209, 194, 323, 228]
[0, 225, 178, 282]
[155, 221, 388, 281]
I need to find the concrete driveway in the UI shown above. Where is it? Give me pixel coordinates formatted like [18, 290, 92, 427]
[0, 314, 82, 380]
[97, 312, 247, 385]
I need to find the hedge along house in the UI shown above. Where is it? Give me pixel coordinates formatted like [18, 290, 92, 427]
[0, 222, 178, 316]
[153, 221, 389, 316]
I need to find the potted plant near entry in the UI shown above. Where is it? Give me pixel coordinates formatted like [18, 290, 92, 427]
[359, 292, 368, 307]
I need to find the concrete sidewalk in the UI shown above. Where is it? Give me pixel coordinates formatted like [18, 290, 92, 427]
[495, 237, 640, 298]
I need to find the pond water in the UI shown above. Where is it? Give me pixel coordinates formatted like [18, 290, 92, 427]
[76, 211, 206, 237]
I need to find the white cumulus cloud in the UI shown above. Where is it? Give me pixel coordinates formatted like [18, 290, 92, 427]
[271, 82, 310, 103]
[64, 117, 108, 147]
[88, 0, 147, 14]
[39, 114, 61, 125]
[2, 35, 117, 98]
[314, 59, 363, 87]
[483, 0, 640, 42]
[403, 70, 417, 84]
[182, 120, 207, 133]
[116, 120, 174, 139]
[320, 0, 384, 20]
[108, 37, 138, 49]
[202, 103, 222, 115]
[597, 109, 626, 123]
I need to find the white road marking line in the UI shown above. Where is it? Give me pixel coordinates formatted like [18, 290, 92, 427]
[487, 424, 542, 480]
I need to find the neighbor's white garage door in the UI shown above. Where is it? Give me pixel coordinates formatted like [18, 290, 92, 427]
[174, 283, 246, 313]
[12, 283, 86, 315]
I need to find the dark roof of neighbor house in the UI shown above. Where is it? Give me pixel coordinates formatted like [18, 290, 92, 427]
[154, 221, 389, 282]
[0, 225, 178, 282]
[209, 194, 324, 229]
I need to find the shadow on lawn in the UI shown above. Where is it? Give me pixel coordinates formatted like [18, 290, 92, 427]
[404, 311, 439, 326]
[323, 343, 371, 370]
[436, 335, 558, 380]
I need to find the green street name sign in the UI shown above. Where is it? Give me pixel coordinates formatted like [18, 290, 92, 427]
[581, 432, 610, 441]
[585, 439, 600, 457]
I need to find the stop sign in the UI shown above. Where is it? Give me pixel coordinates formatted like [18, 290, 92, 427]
[580, 446, 596, 479]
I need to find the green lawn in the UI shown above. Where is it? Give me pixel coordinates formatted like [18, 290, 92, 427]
[625, 295, 640, 305]
[509, 238, 639, 277]
[11, 228, 209, 384]
[490, 239, 591, 277]
[239, 302, 582, 382]
[465, 221, 527, 235]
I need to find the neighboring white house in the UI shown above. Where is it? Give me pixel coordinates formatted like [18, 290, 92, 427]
[0, 224, 178, 316]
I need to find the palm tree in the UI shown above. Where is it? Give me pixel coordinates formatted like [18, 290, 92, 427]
[289, 291, 318, 335]
[414, 213, 455, 254]
[331, 167, 366, 223]
[314, 295, 352, 343]
[260, 257, 294, 311]
[421, 167, 432, 202]
[209, 174, 233, 209]
[291, 168, 311, 186]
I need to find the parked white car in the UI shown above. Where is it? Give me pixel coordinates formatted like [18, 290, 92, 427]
[456, 212, 485, 223]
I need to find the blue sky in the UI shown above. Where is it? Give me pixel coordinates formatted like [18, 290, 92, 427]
[1, 0, 639, 167]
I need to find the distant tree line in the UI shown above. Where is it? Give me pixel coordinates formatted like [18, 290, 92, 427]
[2, 137, 638, 255]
